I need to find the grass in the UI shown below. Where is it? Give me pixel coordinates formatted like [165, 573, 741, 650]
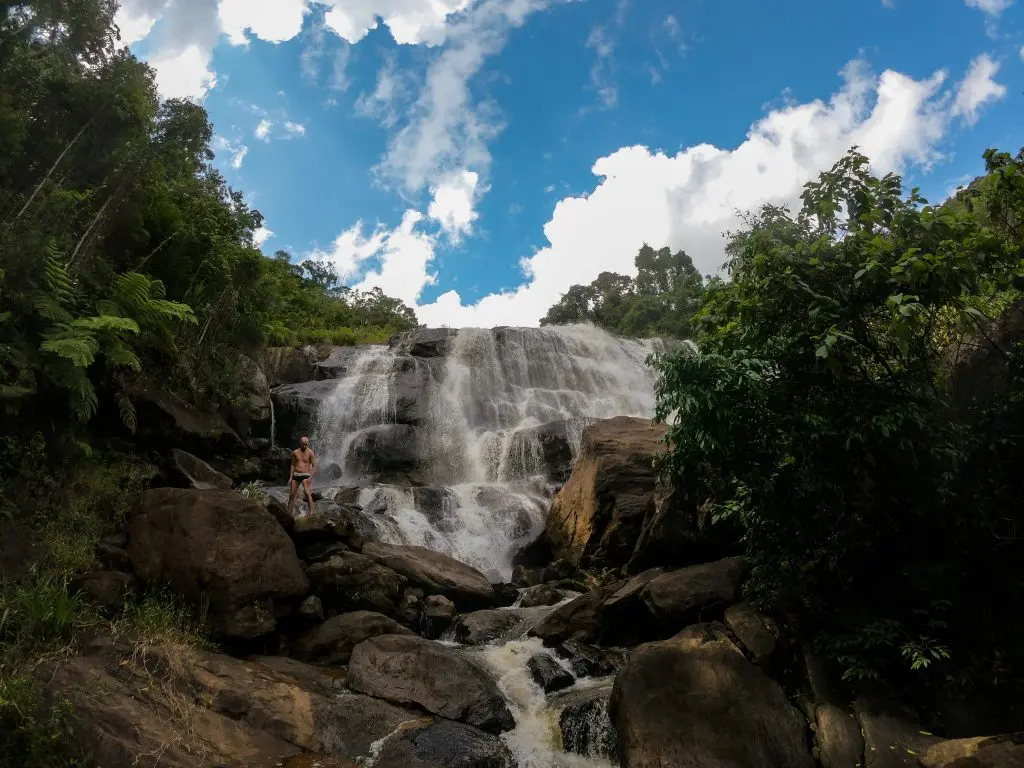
[0, 452, 213, 768]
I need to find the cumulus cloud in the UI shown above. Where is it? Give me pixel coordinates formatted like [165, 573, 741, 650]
[964, 0, 1014, 15]
[392, 57, 997, 327]
[312, 211, 437, 305]
[427, 170, 480, 239]
[253, 225, 274, 247]
[212, 136, 248, 169]
[284, 121, 307, 137]
[255, 119, 273, 141]
[117, 0, 478, 100]
[952, 54, 1007, 124]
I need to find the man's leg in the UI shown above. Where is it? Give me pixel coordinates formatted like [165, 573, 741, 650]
[287, 479, 298, 516]
[303, 479, 316, 516]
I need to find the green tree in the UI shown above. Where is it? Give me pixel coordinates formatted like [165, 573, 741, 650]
[653, 148, 1024, 717]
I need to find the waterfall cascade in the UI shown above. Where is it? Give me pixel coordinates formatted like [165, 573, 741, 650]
[311, 324, 669, 580]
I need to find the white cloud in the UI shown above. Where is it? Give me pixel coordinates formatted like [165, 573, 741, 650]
[255, 119, 273, 140]
[1020, 45, 1024, 61]
[952, 54, 1006, 124]
[405, 57, 992, 328]
[428, 170, 480, 239]
[586, 26, 618, 110]
[218, 0, 309, 46]
[212, 136, 248, 169]
[284, 121, 307, 137]
[148, 44, 218, 100]
[313, 212, 437, 305]
[964, 0, 1014, 14]
[117, 0, 478, 100]
[371, 0, 551, 196]
[253, 225, 274, 247]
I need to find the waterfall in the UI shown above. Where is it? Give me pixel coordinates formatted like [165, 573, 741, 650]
[269, 396, 277, 451]
[312, 324, 668, 580]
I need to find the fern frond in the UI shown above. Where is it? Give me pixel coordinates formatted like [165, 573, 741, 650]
[95, 299, 120, 316]
[147, 298, 197, 324]
[43, 240, 73, 304]
[33, 293, 73, 323]
[63, 367, 98, 421]
[103, 339, 142, 372]
[0, 384, 33, 399]
[39, 332, 99, 368]
[72, 315, 140, 335]
[116, 393, 137, 433]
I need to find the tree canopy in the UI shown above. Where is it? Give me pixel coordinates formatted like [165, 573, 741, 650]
[540, 244, 706, 339]
[0, 0, 417, 450]
[653, 147, 1024, 722]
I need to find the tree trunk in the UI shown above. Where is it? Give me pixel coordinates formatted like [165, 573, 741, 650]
[11, 117, 95, 223]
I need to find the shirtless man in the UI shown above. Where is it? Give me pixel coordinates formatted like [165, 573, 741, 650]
[288, 436, 317, 517]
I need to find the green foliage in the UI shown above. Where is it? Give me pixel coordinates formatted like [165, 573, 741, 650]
[654, 147, 1024, 716]
[0, 0, 417, 451]
[541, 244, 706, 338]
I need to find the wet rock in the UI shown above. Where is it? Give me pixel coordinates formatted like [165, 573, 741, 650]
[535, 418, 577, 483]
[492, 582, 520, 607]
[554, 680, 618, 761]
[398, 587, 424, 626]
[920, 733, 1024, 768]
[299, 540, 350, 563]
[610, 623, 815, 768]
[170, 448, 233, 490]
[554, 640, 627, 679]
[528, 653, 575, 693]
[347, 634, 515, 734]
[372, 717, 515, 768]
[313, 346, 370, 379]
[69, 571, 136, 616]
[128, 489, 308, 639]
[512, 535, 553, 570]
[545, 416, 667, 569]
[724, 601, 782, 672]
[271, 380, 338, 444]
[453, 607, 550, 645]
[421, 594, 456, 639]
[361, 542, 497, 610]
[511, 565, 544, 588]
[518, 583, 567, 608]
[297, 596, 324, 623]
[529, 581, 624, 646]
[392, 327, 458, 357]
[306, 552, 407, 620]
[291, 611, 414, 665]
[347, 424, 421, 480]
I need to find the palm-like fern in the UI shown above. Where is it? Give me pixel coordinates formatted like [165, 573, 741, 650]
[32, 245, 197, 425]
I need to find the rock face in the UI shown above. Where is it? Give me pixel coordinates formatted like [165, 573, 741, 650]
[170, 448, 233, 490]
[610, 623, 815, 768]
[69, 571, 136, 616]
[372, 717, 516, 768]
[554, 680, 618, 761]
[306, 552, 408, 619]
[920, 733, 1024, 767]
[271, 379, 339, 444]
[40, 636, 417, 768]
[530, 581, 624, 646]
[290, 611, 414, 665]
[545, 417, 667, 569]
[347, 634, 516, 734]
[127, 488, 308, 638]
[452, 607, 550, 646]
[361, 542, 497, 610]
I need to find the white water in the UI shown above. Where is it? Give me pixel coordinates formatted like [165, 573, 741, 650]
[312, 325, 667, 581]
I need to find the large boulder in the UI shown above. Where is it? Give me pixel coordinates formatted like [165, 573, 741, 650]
[392, 327, 458, 357]
[347, 634, 515, 734]
[169, 448, 233, 490]
[129, 381, 243, 456]
[920, 733, 1024, 767]
[530, 581, 624, 646]
[361, 542, 498, 610]
[610, 623, 815, 768]
[545, 416, 667, 569]
[262, 345, 319, 387]
[628, 478, 740, 573]
[306, 552, 408, 620]
[69, 571, 136, 617]
[290, 611, 415, 665]
[271, 379, 338, 445]
[127, 488, 309, 639]
[372, 717, 516, 768]
[854, 698, 943, 768]
[39, 636, 417, 767]
[553, 679, 618, 761]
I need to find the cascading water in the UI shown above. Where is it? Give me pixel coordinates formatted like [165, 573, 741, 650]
[312, 324, 668, 580]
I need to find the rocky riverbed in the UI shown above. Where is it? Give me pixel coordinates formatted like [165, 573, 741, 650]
[52, 326, 1024, 767]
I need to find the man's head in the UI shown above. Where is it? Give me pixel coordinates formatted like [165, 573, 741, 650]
[300, 436, 310, 448]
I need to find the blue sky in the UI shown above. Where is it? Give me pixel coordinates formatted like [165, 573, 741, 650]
[118, 0, 1023, 327]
